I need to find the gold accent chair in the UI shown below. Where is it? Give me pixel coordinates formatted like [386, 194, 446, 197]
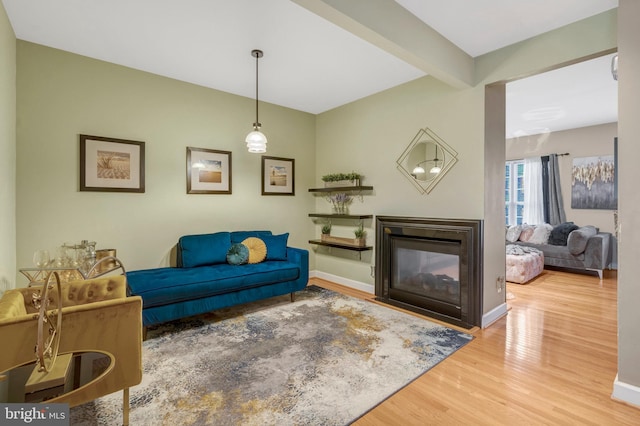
[0, 275, 142, 425]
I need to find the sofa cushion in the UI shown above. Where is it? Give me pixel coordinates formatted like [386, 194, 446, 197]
[126, 262, 301, 308]
[262, 233, 289, 260]
[230, 231, 272, 244]
[548, 222, 579, 246]
[0, 290, 27, 321]
[506, 225, 522, 243]
[226, 243, 249, 265]
[567, 226, 598, 255]
[242, 237, 267, 264]
[528, 224, 553, 244]
[519, 225, 535, 242]
[179, 232, 231, 267]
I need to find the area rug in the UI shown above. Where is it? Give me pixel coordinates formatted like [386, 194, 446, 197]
[70, 285, 472, 425]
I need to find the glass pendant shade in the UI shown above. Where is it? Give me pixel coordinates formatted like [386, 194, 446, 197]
[429, 165, 442, 174]
[412, 165, 426, 174]
[246, 129, 268, 153]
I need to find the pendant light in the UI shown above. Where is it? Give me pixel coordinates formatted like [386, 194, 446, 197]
[245, 49, 267, 153]
[429, 145, 442, 174]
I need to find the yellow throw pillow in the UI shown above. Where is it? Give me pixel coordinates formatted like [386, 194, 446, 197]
[242, 237, 267, 264]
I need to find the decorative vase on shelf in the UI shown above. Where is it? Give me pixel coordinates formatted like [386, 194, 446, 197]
[332, 205, 349, 215]
[329, 193, 352, 215]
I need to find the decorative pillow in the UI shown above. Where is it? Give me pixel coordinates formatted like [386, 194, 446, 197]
[261, 233, 289, 261]
[241, 237, 267, 264]
[226, 243, 249, 265]
[178, 232, 231, 268]
[528, 223, 553, 245]
[548, 222, 579, 246]
[567, 226, 598, 255]
[505, 225, 522, 243]
[519, 225, 535, 242]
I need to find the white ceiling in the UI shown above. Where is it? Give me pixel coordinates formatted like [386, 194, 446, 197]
[507, 52, 618, 138]
[2, 0, 618, 136]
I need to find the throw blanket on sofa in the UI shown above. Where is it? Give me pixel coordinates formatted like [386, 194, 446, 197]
[506, 244, 543, 256]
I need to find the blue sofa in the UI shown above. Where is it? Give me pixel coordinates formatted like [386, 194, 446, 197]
[126, 231, 309, 329]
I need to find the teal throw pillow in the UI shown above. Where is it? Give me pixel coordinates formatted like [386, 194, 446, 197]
[261, 233, 289, 261]
[227, 243, 249, 265]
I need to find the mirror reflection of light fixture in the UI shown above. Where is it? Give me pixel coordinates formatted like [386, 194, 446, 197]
[245, 49, 267, 153]
[412, 145, 442, 175]
[412, 163, 426, 174]
[396, 127, 458, 194]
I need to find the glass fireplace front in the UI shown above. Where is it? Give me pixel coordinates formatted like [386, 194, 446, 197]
[393, 239, 460, 306]
[389, 237, 463, 320]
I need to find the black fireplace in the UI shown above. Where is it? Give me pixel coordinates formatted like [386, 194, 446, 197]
[375, 216, 483, 329]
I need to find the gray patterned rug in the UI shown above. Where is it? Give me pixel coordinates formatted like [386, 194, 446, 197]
[71, 285, 472, 425]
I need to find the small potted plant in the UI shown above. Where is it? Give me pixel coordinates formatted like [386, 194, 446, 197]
[353, 223, 366, 246]
[321, 223, 332, 241]
[321, 172, 361, 188]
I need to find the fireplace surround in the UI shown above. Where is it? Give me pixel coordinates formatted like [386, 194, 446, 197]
[375, 216, 483, 329]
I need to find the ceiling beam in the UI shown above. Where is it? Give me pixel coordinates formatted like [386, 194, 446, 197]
[291, 0, 474, 89]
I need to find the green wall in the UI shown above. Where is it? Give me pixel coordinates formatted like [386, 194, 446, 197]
[0, 2, 16, 292]
[16, 42, 316, 275]
[314, 76, 484, 286]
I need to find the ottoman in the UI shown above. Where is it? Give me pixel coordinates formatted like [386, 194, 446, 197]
[506, 244, 544, 284]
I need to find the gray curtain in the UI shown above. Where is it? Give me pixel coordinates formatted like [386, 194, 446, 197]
[547, 154, 566, 225]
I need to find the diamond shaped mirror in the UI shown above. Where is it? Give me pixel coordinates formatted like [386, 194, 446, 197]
[396, 128, 458, 194]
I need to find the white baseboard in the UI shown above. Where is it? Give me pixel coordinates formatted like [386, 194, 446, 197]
[612, 374, 640, 408]
[310, 270, 374, 294]
[482, 302, 508, 328]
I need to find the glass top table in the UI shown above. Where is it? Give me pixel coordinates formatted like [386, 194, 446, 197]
[0, 351, 113, 403]
[19, 256, 125, 286]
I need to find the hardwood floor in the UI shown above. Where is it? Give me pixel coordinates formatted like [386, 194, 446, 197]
[311, 269, 640, 425]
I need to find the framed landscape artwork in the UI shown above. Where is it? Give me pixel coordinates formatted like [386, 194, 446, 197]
[262, 156, 295, 195]
[187, 147, 232, 194]
[571, 155, 617, 210]
[80, 134, 145, 193]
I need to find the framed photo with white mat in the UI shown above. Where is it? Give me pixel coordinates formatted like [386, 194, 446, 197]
[261, 156, 294, 195]
[80, 134, 145, 193]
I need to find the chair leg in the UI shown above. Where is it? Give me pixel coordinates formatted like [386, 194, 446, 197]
[142, 326, 147, 341]
[290, 292, 295, 302]
[123, 387, 130, 426]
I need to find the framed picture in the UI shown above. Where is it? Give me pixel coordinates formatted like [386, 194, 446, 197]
[571, 154, 617, 209]
[262, 156, 295, 195]
[187, 147, 232, 194]
[80, 134, 145, 193]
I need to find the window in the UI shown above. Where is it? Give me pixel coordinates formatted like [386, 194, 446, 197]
[505, 160, 524, 225]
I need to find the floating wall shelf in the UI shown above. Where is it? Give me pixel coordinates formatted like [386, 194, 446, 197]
[308, 214, 373, 219]
[308, 186, 373, 193]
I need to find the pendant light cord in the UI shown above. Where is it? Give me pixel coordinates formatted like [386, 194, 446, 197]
[254, 50, 260, 129]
